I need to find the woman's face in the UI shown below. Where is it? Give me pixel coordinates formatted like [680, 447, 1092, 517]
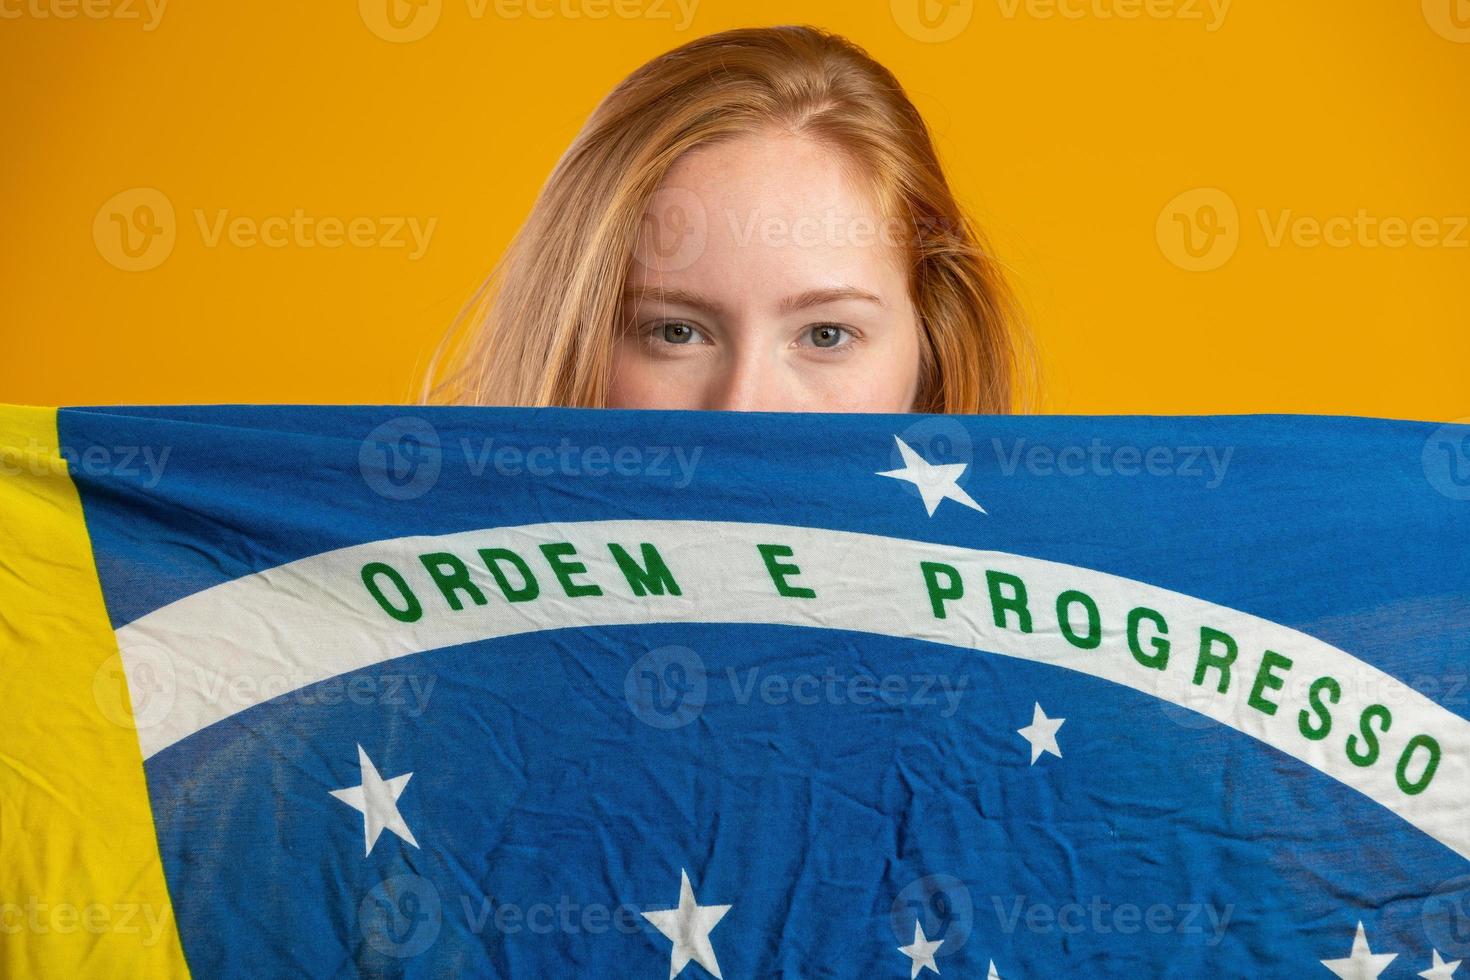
[609, 130, 923, 413]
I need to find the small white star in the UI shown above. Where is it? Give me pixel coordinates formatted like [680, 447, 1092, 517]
[642, 868, 732, 979]
[1017, 702, 1065, 764]
[329, 744, 419, 856]
[897, 920, 943, 978]
[987, 961, 1005, 980]
[1420, 949, 1463, 980]
[1321, 921, 1398, 979]
[878, 436, 986, 517]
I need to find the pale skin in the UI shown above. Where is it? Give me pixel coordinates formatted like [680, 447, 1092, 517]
[609, 129, 923, 413]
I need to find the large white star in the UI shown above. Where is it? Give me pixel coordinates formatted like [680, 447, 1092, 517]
[1017, 702, 1065, 764]
[877, 436, 986, 517]
[642, 868, 732, 979]
[1321, 921, 1398, 979]
[896, 920, 943, 978]
[329, 744, 419, 857]
[1420, 949, 1463, 980]
[987, 961, 1004, 979]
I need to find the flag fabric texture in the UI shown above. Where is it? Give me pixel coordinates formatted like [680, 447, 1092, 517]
[1, 404, 1467, 979]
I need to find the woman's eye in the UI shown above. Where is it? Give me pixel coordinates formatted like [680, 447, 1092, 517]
[806, 324, 851, 349]
[658, 321, 703, 345]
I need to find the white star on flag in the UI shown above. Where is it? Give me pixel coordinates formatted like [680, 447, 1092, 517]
[1420, 949, 1463, 980]
[987, 960, 1004, 979]
[1321, 921, 1398, 979]
[329, 744, 419, 857]
[896, 920, 943, 978]
[1017, 702, 1065, 764]
[641, 868, 731, 979]
[877, 435, 986, 517]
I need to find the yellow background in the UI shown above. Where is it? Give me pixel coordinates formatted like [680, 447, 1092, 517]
[2, 0, 1466, 419]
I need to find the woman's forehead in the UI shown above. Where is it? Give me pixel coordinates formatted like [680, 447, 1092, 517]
[629, 132, 910, 307]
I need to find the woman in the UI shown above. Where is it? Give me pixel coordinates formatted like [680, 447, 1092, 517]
[422, 25, 1034, 414]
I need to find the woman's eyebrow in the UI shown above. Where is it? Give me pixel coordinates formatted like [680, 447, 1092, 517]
[624, 284, 885, 316]
[623, 285, 724, 315]
[778, 286, 886, 314]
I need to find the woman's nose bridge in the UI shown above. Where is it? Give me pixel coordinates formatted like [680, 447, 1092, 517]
[710, 331, 781, 411]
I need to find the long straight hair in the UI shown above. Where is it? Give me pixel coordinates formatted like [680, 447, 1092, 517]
[421, 25, 1036, 413]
